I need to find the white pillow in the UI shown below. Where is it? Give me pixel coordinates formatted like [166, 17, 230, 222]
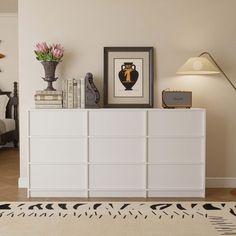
[0, 95, 9, 119]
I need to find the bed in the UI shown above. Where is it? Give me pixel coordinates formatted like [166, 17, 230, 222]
[0, 82, 18, 147]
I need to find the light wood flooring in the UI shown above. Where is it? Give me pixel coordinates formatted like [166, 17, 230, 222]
[0, 147, 236, 202]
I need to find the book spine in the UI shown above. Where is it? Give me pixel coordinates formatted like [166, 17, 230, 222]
[73, 79, 78, 108]
[35, 100, 62, 105]
[80, 78, 85, 109]
[77, 79, 81, 108]
[36, 90, 62, 95]
[67, 79, 74, 109]
[35, 104, 63, 109]
[34, 95, 63, 101]
[62, 80, 67, 108]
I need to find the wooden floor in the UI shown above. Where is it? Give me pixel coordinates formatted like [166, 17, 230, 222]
[0, 147, 236, 202]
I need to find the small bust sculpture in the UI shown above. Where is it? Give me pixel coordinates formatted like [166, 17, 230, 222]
[85, 72, 100, 108]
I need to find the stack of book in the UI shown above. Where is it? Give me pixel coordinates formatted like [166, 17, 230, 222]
[34, 90, 63, 109]
[63, 78, 85, 109]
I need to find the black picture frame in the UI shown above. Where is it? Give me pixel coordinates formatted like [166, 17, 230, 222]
[104, 47, 154, 108]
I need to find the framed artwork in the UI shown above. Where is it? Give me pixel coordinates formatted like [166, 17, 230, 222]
[104, 47, 154, 108]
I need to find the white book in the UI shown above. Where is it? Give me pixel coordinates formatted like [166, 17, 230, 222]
[80, 78, 85, 109]
[36, 90, 62, 95]
[34, 95, 63, 101]
[35, 104, 63, 109]
[73, 79, 78, 108]
[62, 80, 67, 108]
[67, 79, 74, 109]
[35, 100, 62, 105]
[77, 79, 81, 108]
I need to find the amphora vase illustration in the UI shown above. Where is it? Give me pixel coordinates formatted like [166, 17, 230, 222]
[118, 62, 139, 90]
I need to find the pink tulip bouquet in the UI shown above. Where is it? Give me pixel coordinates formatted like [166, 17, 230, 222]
[34, 42, 64, 62]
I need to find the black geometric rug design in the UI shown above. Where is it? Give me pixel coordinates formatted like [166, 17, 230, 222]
[0, 202, 235, 235]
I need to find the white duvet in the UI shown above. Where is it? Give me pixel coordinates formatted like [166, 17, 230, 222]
[0, 119, 15, 134]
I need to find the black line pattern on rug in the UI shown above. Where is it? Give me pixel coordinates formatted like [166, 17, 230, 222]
[209, 216, 236, 235]
[0, 211, 210, 220]
[0, 203, 234, 220]
[1, 202, 234, 211]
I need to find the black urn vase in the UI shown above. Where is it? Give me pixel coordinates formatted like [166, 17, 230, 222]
[41, 61, 59, 91]
[118, 62, 139, 90]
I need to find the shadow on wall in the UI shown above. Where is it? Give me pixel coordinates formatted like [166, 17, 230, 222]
[206, 110, 227, 177]
[0, 0, 18, 13]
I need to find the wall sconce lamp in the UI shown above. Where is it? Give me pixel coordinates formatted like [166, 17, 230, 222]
[0, 54, 5, 72]
[176, 52, 236, 90]
[177, 52, 236, 197]
[0, 40, 6, 72]
[0, 40, 5, 59]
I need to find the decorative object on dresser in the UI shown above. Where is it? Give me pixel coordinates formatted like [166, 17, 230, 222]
[34, 42, 64, 91]
[85, 72, 100, 108]
[104, 47, 154, 108]
[62, 74, 100, 109]
[0, 82, 18, 147]
[27, 108, 205, 198]
[34, 90, 63, 109]
[162, 90, 192, 108]
[63, 78, 81, 109]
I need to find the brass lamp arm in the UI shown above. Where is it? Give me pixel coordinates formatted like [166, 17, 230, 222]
[199, 52, 236, 90]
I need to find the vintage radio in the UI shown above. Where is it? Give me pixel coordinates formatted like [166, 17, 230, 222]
[162, 90, 192, 108]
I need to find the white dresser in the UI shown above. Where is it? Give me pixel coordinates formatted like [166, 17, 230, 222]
[27, 108, 206, 198]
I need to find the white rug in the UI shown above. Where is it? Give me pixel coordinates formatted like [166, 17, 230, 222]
[0, 202, 236, 236]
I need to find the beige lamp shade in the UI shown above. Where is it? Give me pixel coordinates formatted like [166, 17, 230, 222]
[176, 57, 220, 75]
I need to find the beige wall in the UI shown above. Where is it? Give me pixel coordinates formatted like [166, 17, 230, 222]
[0, 0, 17, 13]
[0, 14, 18, 91]
[18, 0, 236, 187]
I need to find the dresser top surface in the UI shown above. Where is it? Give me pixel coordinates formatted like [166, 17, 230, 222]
[29, 108, 205, 112]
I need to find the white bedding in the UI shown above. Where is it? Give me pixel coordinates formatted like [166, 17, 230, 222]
[0, 95, 9, 119]
[0, 119, 15, 134]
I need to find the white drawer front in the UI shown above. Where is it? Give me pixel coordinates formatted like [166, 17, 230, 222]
[148, 110, 205, 136]
[89, 138, 145, 163]
[89, 111, 146, 136]
[89, 165, 145, 189]
[30, 190, 87, 198]
[148, 165, 204, 189]
[29, 110, 86, 136]
[30, 138, 86, 163]
[89, 190, 146, 198]
[30, 165, 86, 189]
[148, 137, 204, 163]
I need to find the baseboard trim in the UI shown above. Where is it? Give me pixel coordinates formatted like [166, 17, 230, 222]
[18, 177, 28, 188]
[206, 177, 236, 188]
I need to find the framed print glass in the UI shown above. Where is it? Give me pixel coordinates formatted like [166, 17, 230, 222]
[104, 47, 154, 108]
